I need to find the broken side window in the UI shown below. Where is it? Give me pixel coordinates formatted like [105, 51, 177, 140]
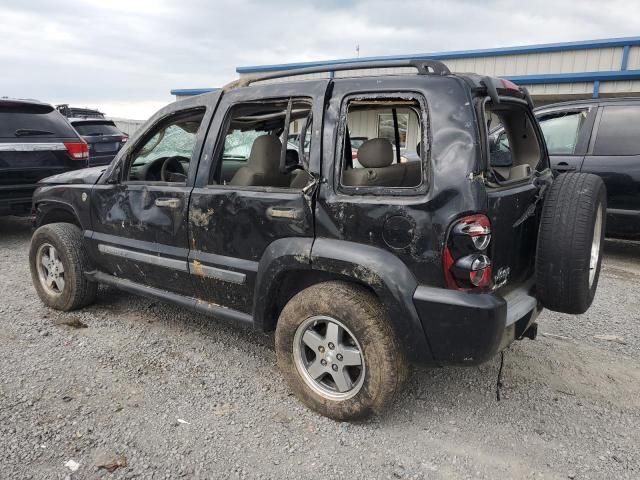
[210, 98, 313, 189]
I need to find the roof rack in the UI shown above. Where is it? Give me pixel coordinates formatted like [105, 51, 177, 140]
[223, 59, 450, 90]
[56, 104, 105, 119]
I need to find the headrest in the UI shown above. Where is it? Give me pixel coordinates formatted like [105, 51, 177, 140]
[357, 138, 394, 168]
[285, 148, 299, 167]
[248, 135, 282, 173]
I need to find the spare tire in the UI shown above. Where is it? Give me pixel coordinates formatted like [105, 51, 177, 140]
[536, 173, 606, 314]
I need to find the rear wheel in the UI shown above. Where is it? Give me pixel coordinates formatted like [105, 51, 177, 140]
[275, 281, 407, 421]
[536, 173, 606, 314]
[29, 223, 97, 311]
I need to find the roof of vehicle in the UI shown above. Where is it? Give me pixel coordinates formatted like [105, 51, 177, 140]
[0, 98, 54, 112]
[535, 97, 640, 111]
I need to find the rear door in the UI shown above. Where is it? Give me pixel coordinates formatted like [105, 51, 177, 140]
[485, 99, 549, 290]
[0, 102, 85, 213]
[581, 102, 640, 237]
[188, 81, 327, 314]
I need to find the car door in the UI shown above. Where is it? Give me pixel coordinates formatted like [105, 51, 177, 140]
[87, 95, 217, 295]
[188, 80, 328, 315]
[581, 102, 640, 237]
[535, 106, 597, 175]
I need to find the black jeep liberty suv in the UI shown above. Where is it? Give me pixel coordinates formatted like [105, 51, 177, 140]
[28, 60, 606, 420]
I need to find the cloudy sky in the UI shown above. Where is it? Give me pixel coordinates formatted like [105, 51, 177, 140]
[1, 0, 638, 119]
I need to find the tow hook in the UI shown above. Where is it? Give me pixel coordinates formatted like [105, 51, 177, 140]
[521, 322, 538, 341]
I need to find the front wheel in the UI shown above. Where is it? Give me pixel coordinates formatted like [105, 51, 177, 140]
[29, 223, 97, 311]
[275, 281, 408, 421]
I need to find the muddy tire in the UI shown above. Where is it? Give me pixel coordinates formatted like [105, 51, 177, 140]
[29, 223, 97, 311]
[536, 173, 606, 314]
[275, 281, 408, 421]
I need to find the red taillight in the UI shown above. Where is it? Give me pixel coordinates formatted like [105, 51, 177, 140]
[442, 246, 459, 290]
[453, 214, 491, 250]
[468, 255, 492, 288]
[64, 141, 89, 160]
[443, 214, 492, 291]
[500, 78, 520, 92]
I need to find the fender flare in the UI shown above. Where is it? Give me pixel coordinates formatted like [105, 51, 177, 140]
[253, 237, 434, 364]
[253, 237, 314, 330]
[34, 198, 83, 229]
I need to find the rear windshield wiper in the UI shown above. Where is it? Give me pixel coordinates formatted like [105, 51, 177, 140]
[14, 128, 55, 137]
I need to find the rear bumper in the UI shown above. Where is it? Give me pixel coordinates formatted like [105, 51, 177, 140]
[413, 282, 541, 366]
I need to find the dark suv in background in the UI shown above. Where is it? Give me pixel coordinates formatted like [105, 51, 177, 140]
[68, 118, 127, 166]
[0, 99, 88, 216]
[490, 97, 640, 239]
[56, 105, 128, 166]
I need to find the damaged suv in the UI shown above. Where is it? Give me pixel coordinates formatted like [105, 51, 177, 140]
[29, 60, 605, 420]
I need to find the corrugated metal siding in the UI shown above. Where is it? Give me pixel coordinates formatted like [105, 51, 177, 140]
[627, 46, 640, 70]
[600, 79, 640, 94]
[527, 82, 592, 96]
[446, 48, 623, 75]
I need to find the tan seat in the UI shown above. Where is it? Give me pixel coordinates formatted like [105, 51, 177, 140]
[343, 138, 405, 187]
[229, 135, 290, 187]
[493, 164, 532, 182]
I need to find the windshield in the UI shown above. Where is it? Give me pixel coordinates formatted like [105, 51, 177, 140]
[134, 121, 201, 166]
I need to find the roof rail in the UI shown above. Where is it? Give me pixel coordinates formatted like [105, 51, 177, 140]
[223, 59, 450, 91]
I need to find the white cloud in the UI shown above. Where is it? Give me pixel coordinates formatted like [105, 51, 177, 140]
[1, 0, 638, 118]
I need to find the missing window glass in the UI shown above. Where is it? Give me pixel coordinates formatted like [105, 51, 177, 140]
[211, 99, 313, 189]
[340, 97, 424, 189]
[487, 102, 541, 185]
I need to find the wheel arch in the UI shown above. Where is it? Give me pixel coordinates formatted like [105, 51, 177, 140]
[35, 200, 82, 229]
[253, 237, 434, 364]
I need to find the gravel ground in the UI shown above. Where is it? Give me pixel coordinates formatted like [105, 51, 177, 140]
[1, 215, 639, 480]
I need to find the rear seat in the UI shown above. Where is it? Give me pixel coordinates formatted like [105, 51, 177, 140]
[342, 138, 420, 187]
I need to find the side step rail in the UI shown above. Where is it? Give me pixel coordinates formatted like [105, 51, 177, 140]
[85, 270, 254, 329]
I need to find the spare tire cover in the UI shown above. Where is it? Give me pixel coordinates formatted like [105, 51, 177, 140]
[536, 172, 606, 314]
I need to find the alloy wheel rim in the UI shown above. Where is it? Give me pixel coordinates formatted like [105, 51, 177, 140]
[36, 243, 65, 295]
[589, 205, 603, 287]
[293, 315, 365, 401]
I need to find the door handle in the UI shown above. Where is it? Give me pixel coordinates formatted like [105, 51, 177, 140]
[266, 206, 303, 220]
[555, 162, 576, 172]
[155, 198, 181, 209]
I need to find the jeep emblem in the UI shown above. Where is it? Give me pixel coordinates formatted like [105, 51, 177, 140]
[494, 267, 510, 288]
